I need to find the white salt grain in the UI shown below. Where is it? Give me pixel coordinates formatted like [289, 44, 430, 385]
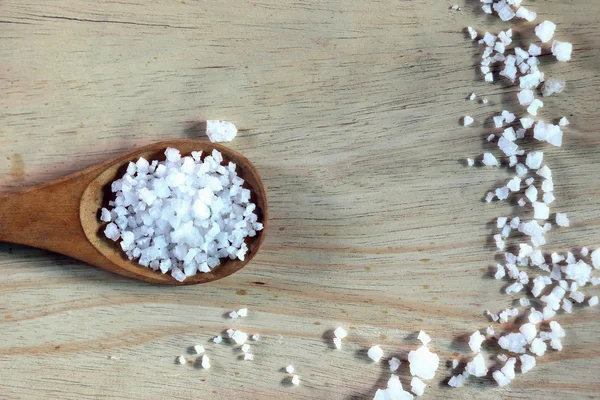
[464, 116, 474, 126]
[201, 355, 211, 369]
[389, 357, 401, 372]
[556, 213, 569, 227]
[194, 345, 205, 354]
[592, 249, 600, 269]
[206, 120, 238, 143]
[551, 41, 573, 62]
[334, 327, 348, 339]
[466, 354, 488, 377]
[483, 153, 500, 167]
[448, 374, 465, 388]
[530, 338, 547, 356]
[213, 335, 223, 344]
[291, 375, 300, 386]
[589, 296, 599, 307]
[232, 330, 249, 345]
[535, 21, 556, 43]
[468, 331, 486, 353]
[241, 344, 250, 353]
[368, 345, 384, 362]
[520, 354, 536, 373]
[543, 78, 566, 97]
[286, 365, 295, 374]
[244, 353, 254, 361]
[333, 337, 342, 349]
[408, 346, 439, 379]
[237, 308, 248, 317]
[176, 356, 186, 364]
[411, 377, 426, 396]
[559, 117, 570, 126]
[417, 331, 432, 346]
[527, 99, 544, 116]
[518, 89, 535, 106]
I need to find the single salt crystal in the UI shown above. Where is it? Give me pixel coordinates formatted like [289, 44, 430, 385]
[487, 134, 496, 142]
[417, 331, 432, 346]
[485, 192, 495, 203]
[494, 42, 506, 54]
[526, 152, 544, 169]
[469, 92, 477, 100]
[498, 333, 527, 353]
[506, 282, 524, 294]
[495, 264, 505, 279]
[482, 153, 499, 167]
[213, 335, 223, 344]
[542, 179, 554, 192]
[534, 121, 563, 147]
[501, 357, 516, 380]
[229, 311, 240, 319]
[537, 165, 552, 179]
[495, 1, 515, 21]
[468, 27, 478, 40]
[581, 247, 590, 257]
[237, 308, 248, 317]
[556, 213, 569, 227]
[368, 345, 384, 362]
[591, 249, 600, 268]
[542, 78, 566, 97]
[463, 116, 474, 126]
[502, 225, 511, 238]
[495, 186, 509, 200]
[525, 177, 535, 186]
[232, 330, 248, 345]
[530, 338, 547, 356]
[483, 32, 497, 47]
[518, 89, 535, 106]
[481, 98, 488, 104]
[527, 99, 544, 116]
[503, 128, 516, 142]
[520, 71, 543, 89]
[525, 186, 538, 203]
[509, 156, 518, 167]
[291, 375, 300, 386]
[244, 353, 254, 361]
[468, 331, 486, 353]
[194, 345, 205, 354]
[519, 323, 537, 343]
[482, 4, 492, 14]
[559, 117, 570, 126]
[408, 346, 439, 379]
[334, 327, 348, 339]
[521, 117, 535, 129]
[226, 328, 235, 338]
[201, 354, 211, 369]
[552, 41, 573, 62]
[333, 337, 342, 349]
[241, 343, 251, 353]
[448, 374, 465, 388]
[535, 21, 556, 43]
[590, 296, 599, 307]
[389, 357, 401, 372]
[515, 163, 528, 176]
[497, 217, 508, 228]
[411, 377, 426, 396]
[286, 365, 295, 374]
[520, 298, 531, 307]
[467, 158, 475, 167]
[520, 354, 536, 373]
[104, 223, 120, 241]
[528, 43, 542, 57]
[452, 359, 459, 369]
[533, 202, 550, 220]
[485, 72, 494, 82]
[516, 6, 537, 21]
[176, 355, 186, 364]
[502, 111, 516, 124]
[466, 354, 488, 377]
[529, 308, 544, 324]
[206, 120, 237, 143]
[493, 115, 504, 128]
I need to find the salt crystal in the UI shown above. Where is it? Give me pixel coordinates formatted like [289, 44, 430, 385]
[521, 117, 535, 129]
[389, 357, 401, 372]
[530, 338, 547, 356]
[528, 43, 542, 57]
[468, 331, 485, 353]
[176, 356, 186, 364]
[286, 365, 295, 374]
[467, 158, 475, 167]
[206, 120, 237, 143]
[518, 89, 535, 106]
[516, 163, 528, 176]
[213, 335, 223, 344]
[590, 296, 599, 307]
[551, 41, 573, 62]
[525, 186, 538, 203]
[562, 298, 573, 313]
[483, 153, 500, 167]
[533, 202, 550, 220]
[535, 21, 556, 43]
[520, 354, 536, 373]
[592, 249, 600, 269]
[229, 311, 239, 319]
[498, 332, 527, 353]
[417, 331, 432, 346]
[527, 99, 544, 116]
[468, 27, 478, 40]
[516, 6, 537, 21]
[232, 330, 249, 345]
[448, 374, 465, 388]
[495, 186, 509, 200]
[559, 117, 570, 126]
[526, 152, 544, 169]
[485, 72, 494, 82]
[556, 213, 569, 227]
[542, 78, 566, 97]
[493, 115, 504, 128]
[334, 327, 348, 339]
[466, 354, 488, 377]
[408, 346, 439, 379]
[411, 377, 426, 396]
[570, 290, 585, 303]
[201, 354, 211, 369]
[291, 375, 300, 386]
[464, 116, 474, 126]
[194, 345, 205, 354]
[237, 308, 248, 317]
[368, 345, 384, 362]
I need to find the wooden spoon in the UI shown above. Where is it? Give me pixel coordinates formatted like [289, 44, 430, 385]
[0, 140, 268, 285]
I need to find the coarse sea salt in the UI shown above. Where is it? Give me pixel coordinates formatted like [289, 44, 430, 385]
[101, 148, 263, 281]
[368, 345, 384, 362]
[206, 120, 238, 143]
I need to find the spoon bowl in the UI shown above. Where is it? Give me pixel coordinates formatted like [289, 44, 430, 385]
[0, 140, 268, 285]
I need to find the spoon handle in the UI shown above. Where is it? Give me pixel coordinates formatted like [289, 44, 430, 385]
[0, 169, 104, 266]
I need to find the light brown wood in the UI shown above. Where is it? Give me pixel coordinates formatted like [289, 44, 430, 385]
[1, 1, 600, 399]
[0, 140, 267, 284]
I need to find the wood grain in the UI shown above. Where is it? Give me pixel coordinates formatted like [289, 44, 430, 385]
[1, 1, 600, 399]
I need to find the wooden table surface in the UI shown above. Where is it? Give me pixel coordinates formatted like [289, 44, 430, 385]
[1, 1, 600, 399]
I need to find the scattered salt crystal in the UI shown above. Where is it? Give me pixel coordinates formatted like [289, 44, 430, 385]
[527, 99, 544, 116]
[521, 117, 535, 129]
[389, 357, 401, 372]
[516, 6, 537, 21]
[201, 354, 211, 369]
[525, 186, 538, 203]
[589, 296, 599, 307]
[232, 330, 249, 345]
[528, 43, 542, 56]
[520, 354, 536, 373]
[291, 375, 300, 386]
[485, 72, 494, 82]
[520, 298, 531, 307]
[417, 331, 432, 346]
[333, 337, 342, 349]
[452, 359, 459, 369]
[515, 163, 528, 176]
[467, 158, 475, 167]
[464, 116, 474, 126]
[559, 117, 570, 126]
[543, 78, 566, 97]
[286, 365, 295, 374]
[237, 308, 248, 317]
[518, 89, 535, 106]
[334, 327, 348, 339]
[213, 335, 223, 344]
[495, 264, 505, 279]
[530, 338, 547, 356]
[535, 21, 556, 43]
[408, 346, 439, 379]
[241, 343, 250, 353]
[551, 41, 573, 62]
[493, 115, 504, 128]
[483, 153, 499, 167]
[229, 311, 239, 319]
[526, 152, 544, 169]
[556, 213, 569, 227]
[466, 354, 488, 377]
[495, 186, 510, 201]
[469, 92, 477, 100]
[411, 377, 426, 396]
[591, 249, 600, 268]
[368, 345, 384, 362]
[176, 356, 186, 364]
[468, 331, 486, 353]
[487, 134, 496, 142]
[448, 374, 465, 388]
[481, 98, 489, 104]
[244, 353, 254, 361]
[485, 192, 495, 203]
[498, 332, 527, 353]
[206, 120, 237, 143]
[194, 345, 205, 354]
[533, 202, 550, 220]
[562, 298, 573, 313]
[570, 291, 585, 303]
